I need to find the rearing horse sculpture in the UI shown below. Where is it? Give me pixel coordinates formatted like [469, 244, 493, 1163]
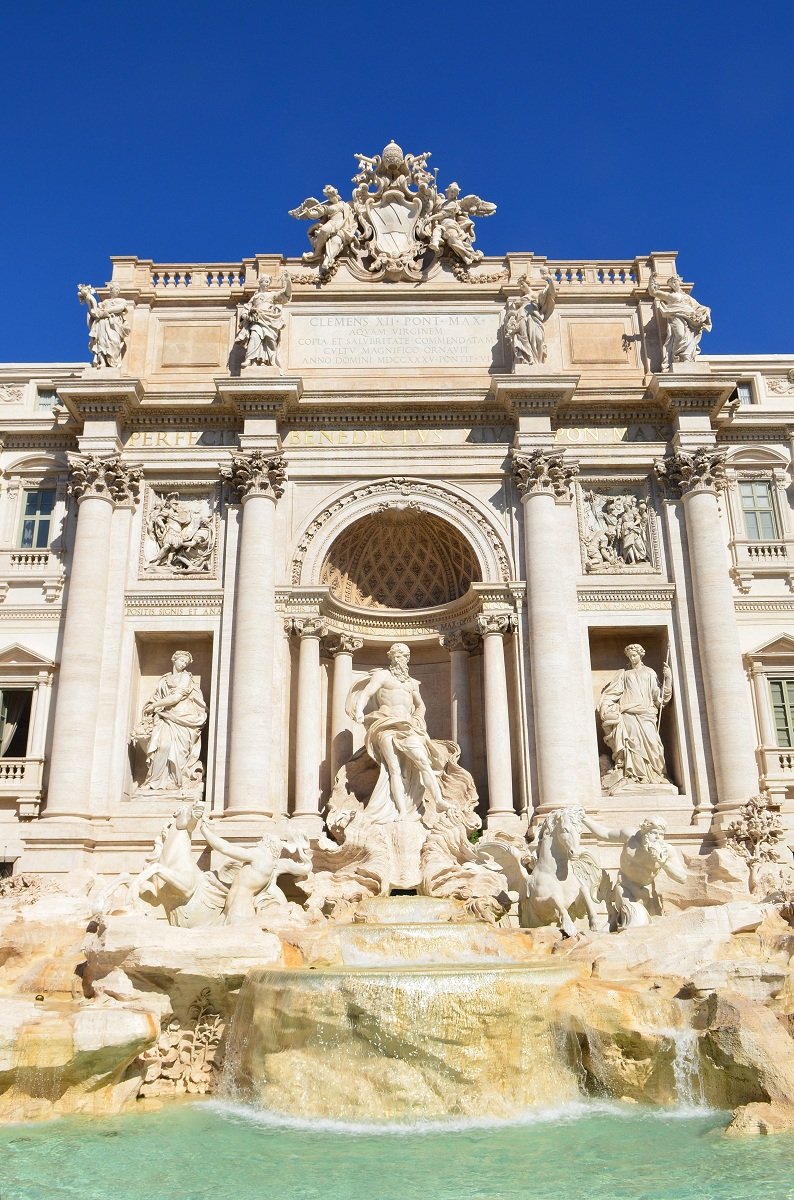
[97, 800, 224, 927]
[524, 807, 607, 938]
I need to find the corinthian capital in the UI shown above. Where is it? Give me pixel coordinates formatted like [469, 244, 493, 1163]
[477, 612, 517, 637]
[67, 453, 143, 505]
[221, 451, 287, 502]
[512, 449, 578, 499]
[654, 448, 728, 497]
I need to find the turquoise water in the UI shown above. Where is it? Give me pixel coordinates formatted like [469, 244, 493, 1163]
[2, 1102, 793, 1200]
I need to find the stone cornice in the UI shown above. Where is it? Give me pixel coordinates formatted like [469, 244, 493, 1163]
[648, 371, 736, 421]
[56, 377, 144, 426]
[214, 375, 303, 417]
[489, 372, 580, 415]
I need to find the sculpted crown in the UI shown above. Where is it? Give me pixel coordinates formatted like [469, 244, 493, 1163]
[289, 142, 496, 282]
[512, 449, 578, 499]
[653, 448, 728, 497]
[67, 453, 143, 505]
[221, 452, 288, 502]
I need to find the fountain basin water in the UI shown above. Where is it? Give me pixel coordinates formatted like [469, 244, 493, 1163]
[224, 961, 584, 1120]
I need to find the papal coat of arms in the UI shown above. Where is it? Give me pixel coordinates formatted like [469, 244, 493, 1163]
[289, 141, 496, 281]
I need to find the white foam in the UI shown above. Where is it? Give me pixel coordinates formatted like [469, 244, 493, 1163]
[206, 1098, 719, 1137]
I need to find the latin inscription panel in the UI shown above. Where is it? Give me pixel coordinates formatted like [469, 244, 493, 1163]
[289, 311, 501, 369]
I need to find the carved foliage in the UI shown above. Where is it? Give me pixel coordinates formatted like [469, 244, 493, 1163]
[477, 612, 517, 637]
[221, 452, 287, 502]
[653, 449, 728, 497]
[725, 795, 786, 865]
[67, 454, 143, 505]
[138, 989, 224, 1097]
[325, 634, 364, 656]
[512, 449, 578, 500]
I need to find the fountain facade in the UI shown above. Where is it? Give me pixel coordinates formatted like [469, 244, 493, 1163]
[0, 143, 793, 1139]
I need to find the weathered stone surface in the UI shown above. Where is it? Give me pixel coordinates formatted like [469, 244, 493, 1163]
[84, 914, 284, 1020]
[0, 995, 157, 1122]
[224, 963, 585, 1120]
[695, 991, 794, 1109]
[566, 901, 768, 978]
[726, 1100, 794, 1136]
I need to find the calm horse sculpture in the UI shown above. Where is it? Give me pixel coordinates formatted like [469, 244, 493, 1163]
[525, 807, 606, 937]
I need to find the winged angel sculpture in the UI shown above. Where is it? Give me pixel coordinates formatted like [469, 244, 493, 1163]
[289, 141, 496, 281]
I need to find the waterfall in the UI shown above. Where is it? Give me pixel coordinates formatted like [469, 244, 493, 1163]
[667, 1027, 706, 1110]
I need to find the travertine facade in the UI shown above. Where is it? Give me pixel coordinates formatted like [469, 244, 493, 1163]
[1, 145, 793, 876]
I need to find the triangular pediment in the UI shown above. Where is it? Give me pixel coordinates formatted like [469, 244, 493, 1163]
[747, 633, 794, 662]
[0, 643, 55, 669]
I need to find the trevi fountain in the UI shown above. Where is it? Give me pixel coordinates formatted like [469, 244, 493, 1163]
[1, 144, 794, 1198]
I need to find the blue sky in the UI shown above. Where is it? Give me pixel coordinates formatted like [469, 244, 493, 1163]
[1, 0, 792, 361]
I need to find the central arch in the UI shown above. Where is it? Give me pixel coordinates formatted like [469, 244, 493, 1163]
[320, 508, 480, 609]
[291, 476, 515, 589]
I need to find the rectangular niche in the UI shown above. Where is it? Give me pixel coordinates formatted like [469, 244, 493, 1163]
[587, 627, 683, 795]
[125, 633, 213, 805]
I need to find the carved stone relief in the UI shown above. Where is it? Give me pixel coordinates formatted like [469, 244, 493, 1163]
[767, 369, 794, 395]
[137, 989, 223, 1097]
[141, 489, 217, 578]
[577, 483, 660, 574]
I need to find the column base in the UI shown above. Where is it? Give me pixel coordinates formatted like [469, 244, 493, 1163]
[484, 811, 527, 836]
[289, 812, 325, 839]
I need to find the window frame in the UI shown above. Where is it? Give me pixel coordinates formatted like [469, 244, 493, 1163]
[17, 486, 57, 551]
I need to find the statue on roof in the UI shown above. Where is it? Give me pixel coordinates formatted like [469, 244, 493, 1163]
[289, 142, 496, 282]
[649, 272, 712, 369]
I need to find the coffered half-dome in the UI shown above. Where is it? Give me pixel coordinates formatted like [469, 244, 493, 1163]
[320, 508, 480, 610]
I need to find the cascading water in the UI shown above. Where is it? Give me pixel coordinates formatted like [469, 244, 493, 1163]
[668, 1027, 706, 1110]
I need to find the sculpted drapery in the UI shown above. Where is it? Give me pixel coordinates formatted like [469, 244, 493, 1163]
[598, 644, 672, 787]
[137, 651, 207, 792]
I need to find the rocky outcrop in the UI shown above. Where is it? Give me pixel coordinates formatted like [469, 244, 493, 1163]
[0, 995, 157, 1121]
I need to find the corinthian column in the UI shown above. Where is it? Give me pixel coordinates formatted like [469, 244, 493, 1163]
[477, 613, 518, 825]
[327, 634, 363, 783]
[290, 617, 328, 834]
[221, 452, 287, 817]
[513, 448, 586, 812]
[46, 455, 142, 816]
[655, 449, 759, 819]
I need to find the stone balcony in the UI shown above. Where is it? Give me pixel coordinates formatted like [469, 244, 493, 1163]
[729, 536, 794, 594]
[0, 549, 65, 604]
[0, 756, 44, 819]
